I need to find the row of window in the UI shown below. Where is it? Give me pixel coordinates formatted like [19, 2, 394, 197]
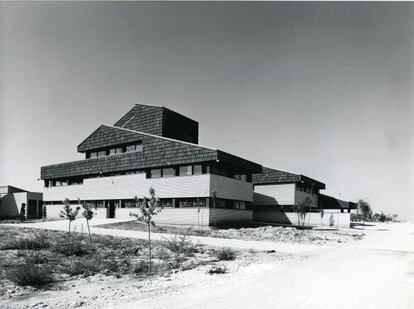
[45, 164, 251, 187]
[52, 197, 249, 210]
[86, 141, 143, 159]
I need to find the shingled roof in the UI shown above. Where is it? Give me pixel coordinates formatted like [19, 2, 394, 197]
[319, 194, 356, 209]
[252, 167, 325, 189]
[41, 125, 261, 180]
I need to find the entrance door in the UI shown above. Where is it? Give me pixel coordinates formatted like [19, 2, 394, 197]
[107, 201, 116, 218]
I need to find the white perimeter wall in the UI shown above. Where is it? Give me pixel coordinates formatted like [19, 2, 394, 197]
[43, 173, 253, 202]
[254, 208, 350, 228]
[253, 184, 295, 205]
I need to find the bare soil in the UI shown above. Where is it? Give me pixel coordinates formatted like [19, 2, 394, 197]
[98, 221, 365, 244]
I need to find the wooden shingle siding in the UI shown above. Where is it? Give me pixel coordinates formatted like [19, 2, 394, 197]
[42, 129, 218, 179]
[77, 125, 144, 152]
[113, 104, 163, 136]
[253, 167, 325, 189]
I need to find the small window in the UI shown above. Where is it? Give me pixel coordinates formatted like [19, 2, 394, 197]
[240, 174, 247, 181]
[136, 144, 143, 152]
[162, 168, 175, 177]
[90, 152, 98, 158]
[126, 145, 136, 152]
[179, 166, 192, 176]
[193, 165, 202, 175]
[109, 148, 116, 155]
[150, 169, 161, 178]
[97, 150, 106, 157]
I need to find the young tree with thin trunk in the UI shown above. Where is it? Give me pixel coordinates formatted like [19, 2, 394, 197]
[60, 198, 81, 245]
[130, 187, 163, 275]
[78, 198, 96, 246]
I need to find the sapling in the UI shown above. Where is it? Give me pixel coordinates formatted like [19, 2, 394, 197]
[60, 198, 81, 245]
[130, 187, 164, 275]
[78, 198, 96, 246]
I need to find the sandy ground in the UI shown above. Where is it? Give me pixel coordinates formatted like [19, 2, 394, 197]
[2, 219, 331, 254]
[114, 222, 414, 309]
[1, 221, 413, 309]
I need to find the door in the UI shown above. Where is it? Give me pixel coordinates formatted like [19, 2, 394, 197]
[107, 201, 116, 218]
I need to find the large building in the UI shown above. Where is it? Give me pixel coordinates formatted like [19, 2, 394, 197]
[41, 104, 262, 226]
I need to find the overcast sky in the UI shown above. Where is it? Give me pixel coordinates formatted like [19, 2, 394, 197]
[1, 2, 413, 219]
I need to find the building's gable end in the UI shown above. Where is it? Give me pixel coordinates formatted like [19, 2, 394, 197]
[77, 125, 143, 153]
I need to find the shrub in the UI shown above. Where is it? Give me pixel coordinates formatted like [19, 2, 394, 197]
[53, 238, 89, 256]
[62, 257, 100, 277]
[1, 232, 49, 250]
[6, 260, 55, 287]
[213, 247, 237, 261]
[162, 234, 196, 257]
[153, 246, 172, 261]
[207, 265, 227, 275]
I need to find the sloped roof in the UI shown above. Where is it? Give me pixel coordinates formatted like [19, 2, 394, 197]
[319, 194, 356, 209]
[42, 125, 261, 179]
[252, 167, 325, 189]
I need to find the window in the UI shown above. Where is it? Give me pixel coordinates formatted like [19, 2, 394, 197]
[126, 145, 136, 152]
[150, 169, 161, 178]
[126, 141, 143, 152]
[179, 165, 192, 176]
[90, 152, 98, 158]
[193, 165, 202, 175]
[240, 174, 247, 181]
[109, 148, 116, 155]
[160, 199, 173, 207]
[122, 200, 136, 208]
[162, 168, 175, 177]
[178, 198, 195, 208]
[97, 150, 106, 157]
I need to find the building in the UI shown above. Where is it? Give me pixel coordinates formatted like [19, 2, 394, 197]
[0, 185, 43, 219]
[252, 167, 354, 228]
[40, 104, 262, 226]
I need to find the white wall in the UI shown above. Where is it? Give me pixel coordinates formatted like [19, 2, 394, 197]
[210, 174, 253, 201]
[253, 184, 295, 205]
[44, 173, 253, 202]
[253, 207, 350, 228]
[210, 208, 253, 226]
[294, 184, 319, 208]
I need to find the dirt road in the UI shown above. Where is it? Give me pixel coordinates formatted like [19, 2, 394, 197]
[113, 222, 414, 309]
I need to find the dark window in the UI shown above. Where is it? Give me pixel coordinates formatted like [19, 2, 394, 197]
[179, 166, 192, 176]
[122, 200, 136, 208]
[162, 168, 175, 178]
[160, 199, 173, 207]
[150, 169, 161, 178]
[193, 165, 202, 175]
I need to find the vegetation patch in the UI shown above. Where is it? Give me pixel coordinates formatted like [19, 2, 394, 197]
[213, 247, 237, 261]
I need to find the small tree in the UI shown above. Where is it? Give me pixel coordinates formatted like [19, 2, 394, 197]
[295, 197, 312, 227]
[78, 198, 96, 246]
[130, 187, 164, 275]
[60, 198, 81, 245]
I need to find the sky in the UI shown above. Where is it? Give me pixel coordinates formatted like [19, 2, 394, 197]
[0, 2, 413, 219]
